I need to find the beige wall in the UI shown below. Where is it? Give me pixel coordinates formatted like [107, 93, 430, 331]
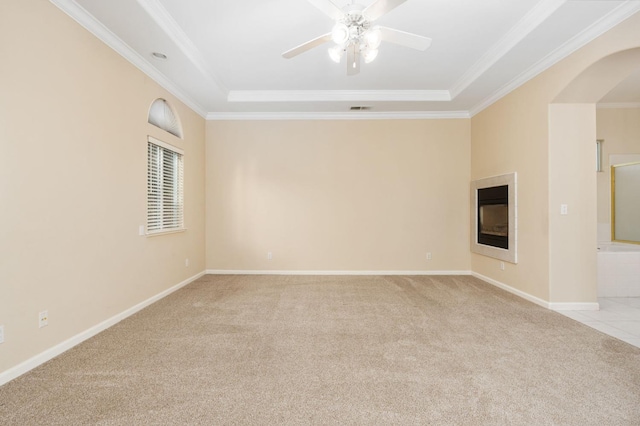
[0, 1, 206, 375]
[596, 108, 640, 238]
[206, 120, 471, 272]
[548, 104, 597, 303]
[471, 86, 551, 300]
[471, 13, 640, 303]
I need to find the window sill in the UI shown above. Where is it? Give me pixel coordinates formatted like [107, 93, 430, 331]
[145, 228, 187, 238]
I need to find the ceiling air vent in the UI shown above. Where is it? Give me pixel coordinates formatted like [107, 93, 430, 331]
[350, 106, 372, 111]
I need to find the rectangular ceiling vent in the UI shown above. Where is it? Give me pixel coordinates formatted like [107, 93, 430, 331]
[350, 106, 372, 111]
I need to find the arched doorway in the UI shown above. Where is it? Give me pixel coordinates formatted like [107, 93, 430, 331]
[549, 47, 640, 305]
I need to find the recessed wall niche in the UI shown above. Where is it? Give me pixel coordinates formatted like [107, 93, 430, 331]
[470, 172, 517, 263]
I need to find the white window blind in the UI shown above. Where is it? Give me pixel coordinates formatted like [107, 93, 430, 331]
[147, 136, 184, 234]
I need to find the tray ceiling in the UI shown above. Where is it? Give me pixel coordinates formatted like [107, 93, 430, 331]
[51, 0, 640, 119]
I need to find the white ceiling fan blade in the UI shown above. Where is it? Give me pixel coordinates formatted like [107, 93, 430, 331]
[347, 44, 360, 75]
[363, 0, 408, 21]
[282, 33, 332, 59]
[307, 0, 344, 20]
[379, 26, 432, 51]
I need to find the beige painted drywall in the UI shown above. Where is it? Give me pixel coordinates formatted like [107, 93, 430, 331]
[554, 49, 640, 104]
[596, 108, 640, 239]
[548, 104, 597, 303]
[471, 83, 551, 300]
[0, 1, 206, 375]
[471, 13, 640, 303]
[206, 120, 471, 272]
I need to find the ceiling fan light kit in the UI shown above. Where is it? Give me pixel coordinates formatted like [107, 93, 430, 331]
[328, 45, 343, 63]
[283, 0, 431, 75]
[331, 23, 350, 44]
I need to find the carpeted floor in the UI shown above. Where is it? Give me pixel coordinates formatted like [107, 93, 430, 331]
[1, 274, 639, 425]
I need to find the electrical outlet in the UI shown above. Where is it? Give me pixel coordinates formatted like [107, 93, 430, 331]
[426, 252, 432, 260]
[500, 262, 505, 271]
[0, 325, 4, 344]
[267, 251, 273, 260]
[185, 258, 189, 267]
[39, 311, 48, 328]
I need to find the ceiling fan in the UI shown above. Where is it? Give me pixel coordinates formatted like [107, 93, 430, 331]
[282, 0, 432, 75]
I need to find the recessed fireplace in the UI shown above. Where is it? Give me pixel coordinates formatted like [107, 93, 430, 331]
[471, 173, 517, 263]
[477, 185, 509, 249]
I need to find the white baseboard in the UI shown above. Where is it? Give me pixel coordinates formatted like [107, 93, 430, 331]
[548, 302, 600, 311]
[471, 272, 550, 308]
[206, 269, 472, 276]
[0, 271, 206, 387]
[206, 271, 601, 312]
[471, 272, 600, 311]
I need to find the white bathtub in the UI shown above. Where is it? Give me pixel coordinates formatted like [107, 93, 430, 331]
[598, 242, 640, 252]
[597, 242, 640, 297]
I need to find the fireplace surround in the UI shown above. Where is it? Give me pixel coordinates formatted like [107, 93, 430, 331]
[471, 173, 517, 263]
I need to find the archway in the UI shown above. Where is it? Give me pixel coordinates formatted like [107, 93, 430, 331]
[548, 48, 640, 304]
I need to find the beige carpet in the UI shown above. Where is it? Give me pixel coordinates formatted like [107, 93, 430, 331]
[1, 274, 639, 425]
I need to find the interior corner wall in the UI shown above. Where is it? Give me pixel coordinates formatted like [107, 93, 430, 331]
[205, 119, 471, 272]
[470, 11, 640, 303]
[596, 108, 640, 240]
[0, 1, 206, 376]
[470, 86, 551, 301]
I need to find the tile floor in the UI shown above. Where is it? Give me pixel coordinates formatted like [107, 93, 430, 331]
[558, 297, 640, 349]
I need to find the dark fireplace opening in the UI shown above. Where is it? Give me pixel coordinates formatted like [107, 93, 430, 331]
[477, 185, 509, 249]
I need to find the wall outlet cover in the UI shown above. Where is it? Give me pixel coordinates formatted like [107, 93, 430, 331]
[39, 311, 48, 328]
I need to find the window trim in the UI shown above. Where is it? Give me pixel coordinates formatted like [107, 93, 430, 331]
[147, 136, 185, 236]
[148, 135, 184, 156]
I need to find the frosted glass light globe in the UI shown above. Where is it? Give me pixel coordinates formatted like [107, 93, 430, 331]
[363, 48, 378, 64]
[328, 45, 343, 63]
[331, 23, 349, 44]
[364, 28, 382, 49]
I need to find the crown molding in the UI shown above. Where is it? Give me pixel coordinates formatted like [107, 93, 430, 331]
[206, 110, 470, 120]
[468, 0, 640, 117]
[596, 102, 640, 109]
[135, 0, 228, 95]
[49, 0, 208, 118]
[227, 90, 452, 103]
[450, 0, 566, 99]
[51, 0, 640, 121]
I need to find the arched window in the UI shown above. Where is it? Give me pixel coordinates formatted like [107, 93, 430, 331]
[148, 98, 183, 138]
[146, 98, 184, 235]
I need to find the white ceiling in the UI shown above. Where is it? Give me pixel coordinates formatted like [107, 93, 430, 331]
[52, 0, 640, 119]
